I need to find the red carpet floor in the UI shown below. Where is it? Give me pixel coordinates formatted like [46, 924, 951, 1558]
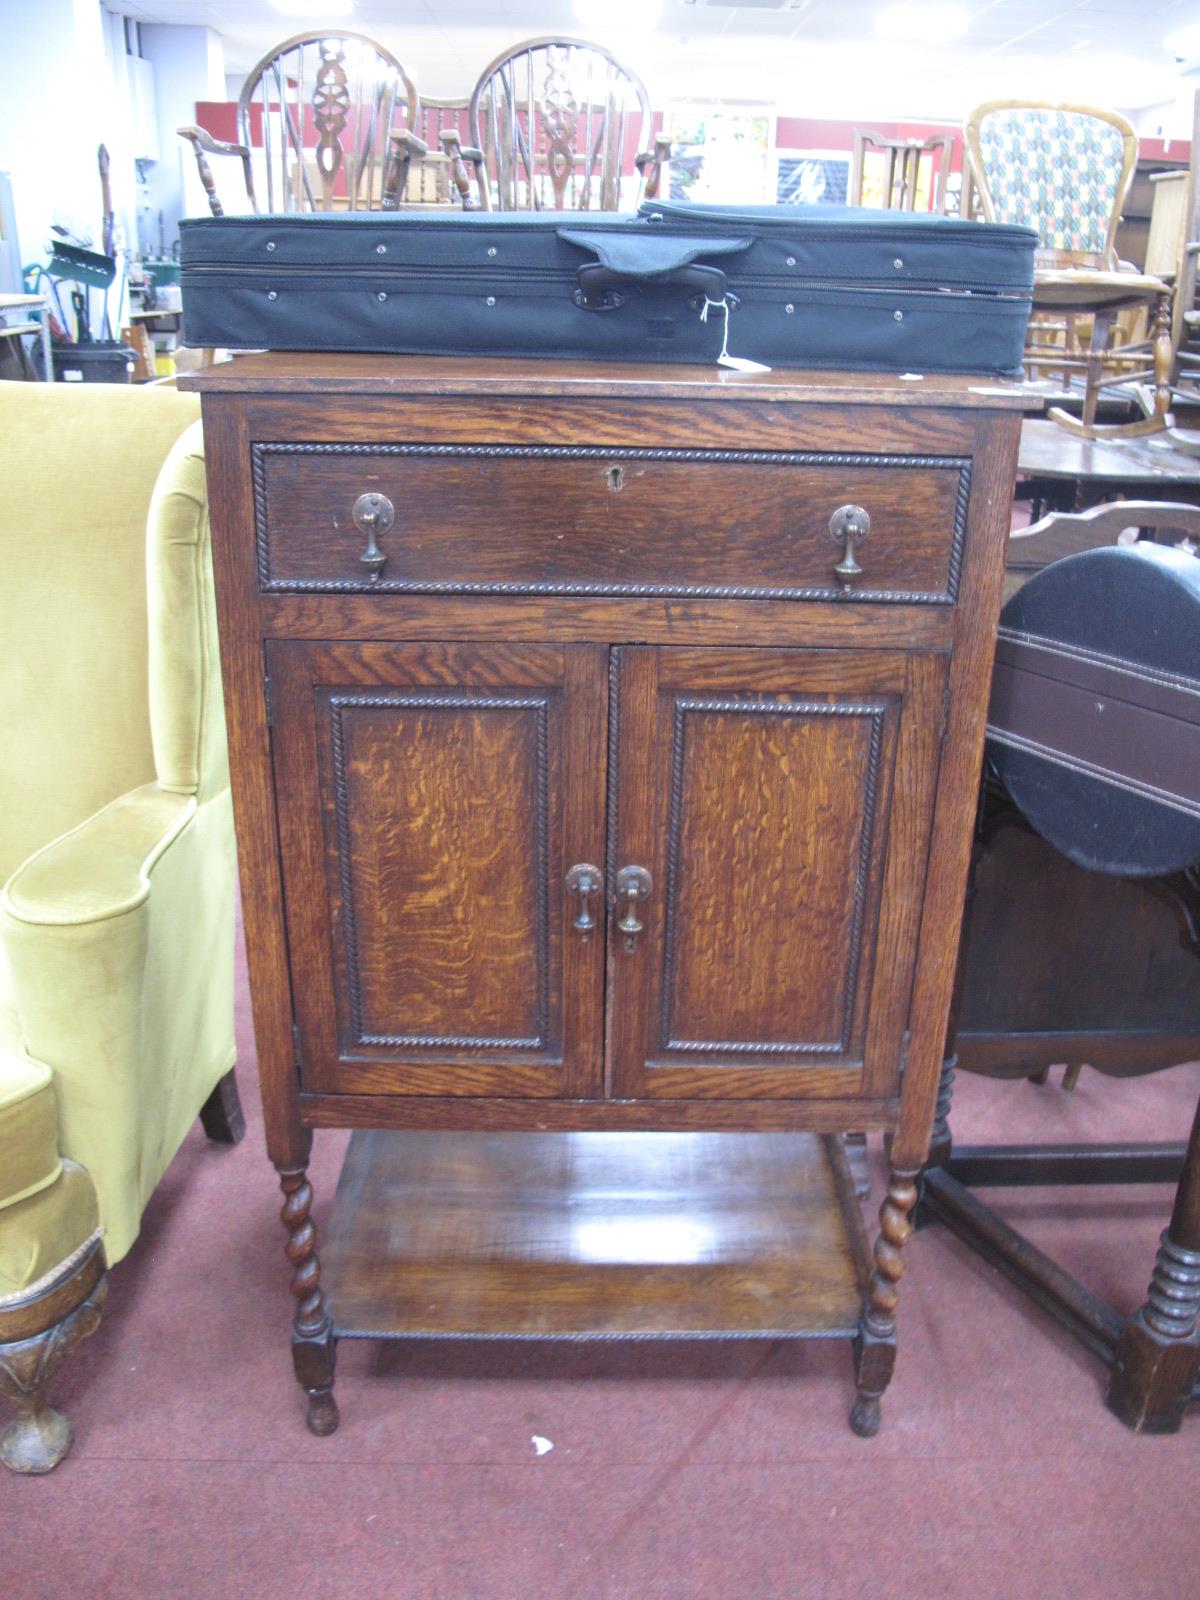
[2, 922, 1197, 1600]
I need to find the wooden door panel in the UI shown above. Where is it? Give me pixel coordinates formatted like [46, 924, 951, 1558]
[608, 646, 946, 1101]
[269, 641, 607, 1097]
[665, 702, 885, 1049]
[333, 692, 544, 1047]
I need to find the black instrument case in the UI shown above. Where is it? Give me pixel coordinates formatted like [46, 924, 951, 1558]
[180, 201, 1036, 376]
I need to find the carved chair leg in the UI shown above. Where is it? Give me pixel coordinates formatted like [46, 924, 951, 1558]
[1082, 309, 1115, 431]
[0, 1277, 107, 1474]
[199, 1067, 246, 1145]
[278, 1166, 338, 1436]
[851, 1167, 918, 1437]
[1151, 290, 1173, 422]
[1107, 1094, 1200, 1432]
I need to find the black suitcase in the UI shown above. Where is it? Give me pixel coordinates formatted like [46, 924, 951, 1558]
[179, 201, 1036, 376]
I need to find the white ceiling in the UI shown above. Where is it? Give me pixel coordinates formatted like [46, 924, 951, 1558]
[114, 0, 1200, 122]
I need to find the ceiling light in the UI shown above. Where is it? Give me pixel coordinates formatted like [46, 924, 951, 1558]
[874, 4, 968, 44]
[269, 0, 355, 17]
[1164, 24, 1200, 58]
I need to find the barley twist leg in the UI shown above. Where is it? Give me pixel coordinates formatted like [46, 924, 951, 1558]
[851, 1167, 918, 1438]
[278, 1166, 338, 1436]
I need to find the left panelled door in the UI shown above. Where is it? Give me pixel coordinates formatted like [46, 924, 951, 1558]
[267, 641, 608, 1098]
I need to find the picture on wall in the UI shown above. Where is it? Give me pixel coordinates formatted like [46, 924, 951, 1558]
[663, 102, 775, 203]
[775, 151, 851, 206]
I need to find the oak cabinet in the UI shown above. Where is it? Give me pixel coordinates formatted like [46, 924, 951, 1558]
[184, 354, 1023, 1440]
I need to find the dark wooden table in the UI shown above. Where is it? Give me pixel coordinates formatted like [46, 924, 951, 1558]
[1018, 418, 1200, 512]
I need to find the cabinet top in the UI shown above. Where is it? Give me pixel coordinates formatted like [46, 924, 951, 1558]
[179, 352, 1030, 410]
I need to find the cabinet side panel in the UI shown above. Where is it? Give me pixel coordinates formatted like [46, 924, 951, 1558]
[201, 397, 305, 1166]
[894, 410, 1022, 1167]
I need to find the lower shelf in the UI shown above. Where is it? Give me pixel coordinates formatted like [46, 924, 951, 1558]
[322, 1129, 871, 1341]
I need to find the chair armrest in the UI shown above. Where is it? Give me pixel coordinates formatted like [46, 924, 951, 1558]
[3, 785, 193, 927]
[177, 125, 255, 218]
[1, 781, 235, 1266]
[390, 128, 429, 160]
[440, 130, 484, 162]
[176, 124, 250, 162]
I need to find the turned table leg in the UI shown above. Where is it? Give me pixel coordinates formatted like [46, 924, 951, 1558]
[1106, 1093, 1200, 1433]
[278, 1166, 338, 1436]
[851, 1166, 918, 1437]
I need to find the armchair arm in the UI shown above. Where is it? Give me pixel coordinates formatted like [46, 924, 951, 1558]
[392, 128, 429, 160]
[3, 784, 193, 927]
[1, 781, 235, 1264]
[177, 125, 255, 218]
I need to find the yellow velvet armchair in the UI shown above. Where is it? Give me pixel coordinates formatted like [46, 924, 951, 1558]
[0, 382, 240, 1473]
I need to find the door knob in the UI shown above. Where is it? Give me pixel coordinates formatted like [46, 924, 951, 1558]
[565, 862, 602, 937]
[615, 865, 653, 953]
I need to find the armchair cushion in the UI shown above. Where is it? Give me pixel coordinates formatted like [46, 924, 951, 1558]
[0, 998, 100, 1300]
[0, 1052, 60, 1211]
[0, 1161, 100, 1303]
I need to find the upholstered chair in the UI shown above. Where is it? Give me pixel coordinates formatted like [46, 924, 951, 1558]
[0, 382, 241, 1473]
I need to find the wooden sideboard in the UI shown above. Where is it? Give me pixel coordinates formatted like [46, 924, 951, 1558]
[182, 353, 1023, 1437]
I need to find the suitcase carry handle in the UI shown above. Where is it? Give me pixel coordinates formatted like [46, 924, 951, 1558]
[574, 261, 727, 311]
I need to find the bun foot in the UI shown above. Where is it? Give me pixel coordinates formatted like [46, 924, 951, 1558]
[0, 1405, 72, 1474]
[849, 1397, 881, 1438]
[306, 1389, 339, 1436]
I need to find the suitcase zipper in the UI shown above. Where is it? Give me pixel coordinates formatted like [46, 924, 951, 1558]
[183, 262, 1026, 299]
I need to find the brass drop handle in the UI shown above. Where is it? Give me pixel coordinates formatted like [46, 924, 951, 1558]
[829, 504, 871, 585]
[565, 862, 602, 937]
[352, 492, 395, 582]
[615, 865, 653, 954]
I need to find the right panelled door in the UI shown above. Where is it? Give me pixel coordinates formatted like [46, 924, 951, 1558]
[607, 645, 949, 1101]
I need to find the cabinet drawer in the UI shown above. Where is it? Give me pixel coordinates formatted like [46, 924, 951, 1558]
[252, 441, 972, 604]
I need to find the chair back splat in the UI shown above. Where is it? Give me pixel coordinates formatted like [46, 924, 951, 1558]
[466, 36, 667, 212]
[179, 30, 425, 217]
